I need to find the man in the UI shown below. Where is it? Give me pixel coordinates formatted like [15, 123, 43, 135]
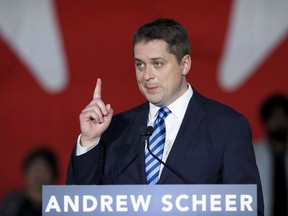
[1, 147, 59, 216]
[254, 94, 288, 216]
[67, 18, 264, 215]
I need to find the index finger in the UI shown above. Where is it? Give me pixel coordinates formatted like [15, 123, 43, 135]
[93, 78, 102, 99]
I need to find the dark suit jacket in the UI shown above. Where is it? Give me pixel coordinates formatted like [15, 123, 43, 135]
[67, 89, 264, 215]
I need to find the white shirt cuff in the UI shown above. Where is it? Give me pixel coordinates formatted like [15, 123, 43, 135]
[76, 134, 100, 156]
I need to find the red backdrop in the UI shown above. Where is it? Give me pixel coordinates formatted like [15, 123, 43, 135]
[0, 0, 287, 200]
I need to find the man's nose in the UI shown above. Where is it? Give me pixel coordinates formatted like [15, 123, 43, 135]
[144, 65, 155, 80]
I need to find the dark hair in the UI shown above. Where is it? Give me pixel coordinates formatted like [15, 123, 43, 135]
[133, 18, 191, 63]
[260, 94, 288, 123]
[22, 147, 59, 181]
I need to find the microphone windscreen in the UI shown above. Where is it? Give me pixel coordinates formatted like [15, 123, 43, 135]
[146, 126, 154, 136]
[140, 126, 154, 136]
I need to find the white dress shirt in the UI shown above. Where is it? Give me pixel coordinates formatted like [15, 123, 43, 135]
[147, 84, 193, 176]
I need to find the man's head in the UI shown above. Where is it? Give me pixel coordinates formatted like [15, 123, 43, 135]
[260, 94, 288, 146]
[23, 147, 59, 190]
[133, 18, 191, 107]
[133, 18, 190, 63]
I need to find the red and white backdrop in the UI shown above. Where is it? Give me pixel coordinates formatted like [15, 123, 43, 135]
[0, 0, 287, 199]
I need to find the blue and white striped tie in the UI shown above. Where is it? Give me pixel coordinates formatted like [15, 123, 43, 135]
[145, 107, 171, 184]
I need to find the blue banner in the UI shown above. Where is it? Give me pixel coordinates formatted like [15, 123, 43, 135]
[43, 184, 257, 215]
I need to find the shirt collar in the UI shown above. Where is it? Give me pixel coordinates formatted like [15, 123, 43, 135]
[148, 83, 193, 122]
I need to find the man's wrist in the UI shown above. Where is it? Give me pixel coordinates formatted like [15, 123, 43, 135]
[80, 135, 100, 147]
[76, 134, 100, 156]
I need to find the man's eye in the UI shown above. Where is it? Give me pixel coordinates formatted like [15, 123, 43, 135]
[135, 62, 145, 69]
[154, 62, 163, 68]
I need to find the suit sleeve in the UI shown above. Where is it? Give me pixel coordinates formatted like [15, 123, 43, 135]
[66, 141, 104, 185]
[222, 115, 264, 216]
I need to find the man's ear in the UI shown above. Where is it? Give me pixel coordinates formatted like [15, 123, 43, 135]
[181, 55, 191, 75]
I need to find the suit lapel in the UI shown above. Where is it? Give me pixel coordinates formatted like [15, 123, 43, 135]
[132, 102, 149, 184]
[158, 90, 206, 184]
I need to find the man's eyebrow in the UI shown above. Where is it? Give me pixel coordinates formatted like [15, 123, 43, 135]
[134, 58, 143, 62]
[134, 57, 164, 61]
[150, 57, 163, 61]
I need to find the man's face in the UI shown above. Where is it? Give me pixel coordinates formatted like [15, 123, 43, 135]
[25, 158, 55, 190]
[134, 40, 191, 107]
[265, 107, 288, 143]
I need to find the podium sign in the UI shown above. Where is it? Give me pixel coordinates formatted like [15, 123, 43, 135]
[43, 184, 257, 215]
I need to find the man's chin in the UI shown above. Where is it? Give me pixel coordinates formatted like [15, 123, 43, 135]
[147, 98, 163, 107]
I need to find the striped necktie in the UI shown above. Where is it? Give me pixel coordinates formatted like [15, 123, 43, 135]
[145, 107, 171, 184]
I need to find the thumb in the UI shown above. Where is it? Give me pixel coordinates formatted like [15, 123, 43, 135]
[105, 104, 113, 118]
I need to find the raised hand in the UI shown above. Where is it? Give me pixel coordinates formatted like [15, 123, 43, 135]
[79, 78, 113, 147]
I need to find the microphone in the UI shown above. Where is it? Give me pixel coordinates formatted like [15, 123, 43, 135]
[143, 126, 188, 184]
[141, 126, 154, 141]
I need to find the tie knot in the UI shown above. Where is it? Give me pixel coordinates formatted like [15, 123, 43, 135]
[157, 107, 171, 120]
